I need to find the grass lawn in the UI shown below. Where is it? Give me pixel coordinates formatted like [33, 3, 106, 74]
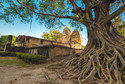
[0, 57, 28, 67]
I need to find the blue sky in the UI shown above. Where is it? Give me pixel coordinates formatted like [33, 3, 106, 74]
[0, 18, 88, 46]
[0, 0, 88, 46]
[1, 0, 125, 46]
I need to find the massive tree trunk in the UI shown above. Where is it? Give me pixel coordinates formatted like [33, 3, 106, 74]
[48, 21, 125, 84]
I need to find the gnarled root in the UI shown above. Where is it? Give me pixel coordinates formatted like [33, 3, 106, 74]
[48, 41, 125, 84]
[48, 26, 125, 84]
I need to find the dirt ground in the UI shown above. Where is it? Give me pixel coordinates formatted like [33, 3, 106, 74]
[0, 62, 73, 84]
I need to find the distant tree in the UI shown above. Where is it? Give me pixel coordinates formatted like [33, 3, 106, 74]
[0, 35, 16, 49]
[0, 38, 2, 49]
[42, 30, 61, 41]
[112, 16, 125, 36]
[42, 33, 49, 40]
[11, 35, 17, 47]
[0, 35, 8, 49]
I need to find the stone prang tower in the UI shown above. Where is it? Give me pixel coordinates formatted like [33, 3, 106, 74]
[57, 26, 81, 49]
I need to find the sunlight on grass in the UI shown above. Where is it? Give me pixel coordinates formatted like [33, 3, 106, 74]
[0, 57, 28, 67]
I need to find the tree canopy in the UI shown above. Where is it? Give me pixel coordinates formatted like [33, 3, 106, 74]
[0, 35, 16, 49]
[0, 0, 125, 27]
[42, 30, 61, 41]
[0, 35, 8, 49]
[113, 16, 125, 36]
[0, 0, 124, 34]
[11, 35, 16, 47]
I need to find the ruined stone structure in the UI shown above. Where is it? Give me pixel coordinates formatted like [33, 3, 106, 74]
[15, 35, 70, 48]
[62, 26, 71, 44]
[26, 44, 82, 61]
[5, 26, 82, 60]
[15, 35, 41, 47]
[70, 29, 81, 49]
[56, 33, 63, 42]
[57, 26, 81, 49]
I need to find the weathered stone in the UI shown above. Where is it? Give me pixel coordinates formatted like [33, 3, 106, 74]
[70, 29, 81, 49]
[56, 33, 63, 42]
[26, 44, 82, 61]
[62, 26, 71, 44]
[5, 26, 82, 59]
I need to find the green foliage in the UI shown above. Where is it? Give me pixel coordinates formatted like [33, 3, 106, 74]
[78, 13, 87, 22]
[0, 51, 46, 64]
[0, 35, 17, 49]
[42, 30, 61, 41]
[0, 0, 33, 24]
[0, 0, 125, 31]
[81, 45, 85, 50]
[0, 35, 8, 49]
[112, 16, 125, 36]
[11, 35, 17, 47]
[16, 52, 46, 64]
[69, 20, 84, 31]
[0, 51, 16, 57]
[42, 33, 49, 40]
[0, 0, 69, 28]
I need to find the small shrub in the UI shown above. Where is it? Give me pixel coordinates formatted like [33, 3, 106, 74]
[0, 51, 16, 57]
[0, 51, 46, 64]
[16, 52, 46, 64]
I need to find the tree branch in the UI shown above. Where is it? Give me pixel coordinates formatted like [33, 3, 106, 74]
[69, 0, 85, 15]
[118, 24, 125, 29]
[16, 0, 78, 21]
[121, 0, 125, 5]
[101, 5, 125, 24]
[69, 0, 92, 23]
[69, 0, 79, 9]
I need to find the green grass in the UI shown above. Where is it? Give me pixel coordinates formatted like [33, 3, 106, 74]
[0, 57, 28, 67]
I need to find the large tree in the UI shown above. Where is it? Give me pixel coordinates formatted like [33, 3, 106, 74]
[0, 0, 125, 83]
[0, 35, 8, 49]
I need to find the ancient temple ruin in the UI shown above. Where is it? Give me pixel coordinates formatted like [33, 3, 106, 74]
[62, 26, 71, 44]
[70, 29, 81, 49]
[5, 26, 82, 60]
[56, 26, 81, 49]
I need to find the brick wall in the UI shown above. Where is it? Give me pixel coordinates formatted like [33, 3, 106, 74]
[27, 38, 41, 47]
[26, 44, 82, 61]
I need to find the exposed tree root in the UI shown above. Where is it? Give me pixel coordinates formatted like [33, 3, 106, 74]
[48, 47, 125, 84]
[47, 27, 125, 84]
